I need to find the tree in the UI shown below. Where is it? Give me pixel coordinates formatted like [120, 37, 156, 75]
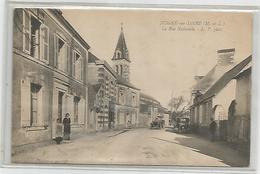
[168, 96, 185, 112]
[168, 96, 188, 122]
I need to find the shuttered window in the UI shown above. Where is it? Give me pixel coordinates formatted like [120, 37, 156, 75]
[22, 10, 31, 54]
[55, 35, 68, 72]
[30, 83, 42, 126]
[40, 24, 49, 63]
[21, 79, 31, 127]
[73, 50, 83, 81]
[22, 10, 49, 64]
[21, 80, 46, 128]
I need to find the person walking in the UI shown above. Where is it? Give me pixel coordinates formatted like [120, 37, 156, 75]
[209, 118, 217, 141]
[63, 113, 71, 140]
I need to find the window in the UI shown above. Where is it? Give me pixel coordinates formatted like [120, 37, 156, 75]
[23, 10, 31, 54]
[40, 25, 49, 62]
[74, 96, 80, 124]
[120, 65, 123, 76]
[30, 83, 42, 126]
[73, 50, 83, 81]
[116, 51, 121, 58]
[30, 16, 41, 58]
[116, 65, 119, 73]
[56, 36, 68, 72]
[132, 95, 136, 106]
[120, 92, 124, 104]
[22, 10, 49, 62]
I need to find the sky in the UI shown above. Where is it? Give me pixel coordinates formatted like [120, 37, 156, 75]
[62, 8, 252, 107]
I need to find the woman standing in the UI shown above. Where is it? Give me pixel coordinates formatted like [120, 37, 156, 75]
[63, 113, 71, 140]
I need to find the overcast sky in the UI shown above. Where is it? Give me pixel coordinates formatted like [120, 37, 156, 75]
[62, 9, 252, 107]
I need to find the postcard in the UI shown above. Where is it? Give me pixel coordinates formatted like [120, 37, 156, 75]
[11, 8, 252, 167]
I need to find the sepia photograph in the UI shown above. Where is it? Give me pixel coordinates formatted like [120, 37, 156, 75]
[11, 8, 252, 167]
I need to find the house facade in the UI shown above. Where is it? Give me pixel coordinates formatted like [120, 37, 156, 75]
[87, 26, 140, 130]
[190, 48, 252, 140]
[139, 92, 166, 127]
[228, 65, 251, 153]
[88, 52, 118, 131]
[12, 9, 90, 153]
[111, 27, 140, 129]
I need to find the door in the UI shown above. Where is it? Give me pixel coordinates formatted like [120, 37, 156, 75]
[52, 91, 64, 138]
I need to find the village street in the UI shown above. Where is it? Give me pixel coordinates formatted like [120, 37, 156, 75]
[12, 128, 248, 167]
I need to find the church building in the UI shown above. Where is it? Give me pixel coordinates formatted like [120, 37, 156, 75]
[112, 26, 140, 129]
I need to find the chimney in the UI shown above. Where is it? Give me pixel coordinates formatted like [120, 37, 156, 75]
[217, 48, 235, 66]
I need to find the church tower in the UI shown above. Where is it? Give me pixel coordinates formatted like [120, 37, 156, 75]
[112, 24, 131, 81]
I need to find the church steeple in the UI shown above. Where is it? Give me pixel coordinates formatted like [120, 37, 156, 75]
[112, 24, 131, 82]
[112, 23, 130, 62]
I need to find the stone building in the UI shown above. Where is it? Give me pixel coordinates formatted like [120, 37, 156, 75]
[112, 26, 140, 129]
[88, 52, 117, 131]
[139, 92, 166, 127]
[228, 64, 251, 153]
[12, 9, 90, 153]
[87, 26, 140, 130]
[190, 48, 251, 140]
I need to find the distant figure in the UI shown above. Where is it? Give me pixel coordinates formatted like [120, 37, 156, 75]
[63, 113, 71, 140]
[209, 118, 217, 141]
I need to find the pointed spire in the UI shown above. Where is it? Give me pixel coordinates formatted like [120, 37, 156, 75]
[112, 24, 130, 62]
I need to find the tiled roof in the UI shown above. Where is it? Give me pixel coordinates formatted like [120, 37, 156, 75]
[197, 55, 252, 102]
[193, 63, 236, 94]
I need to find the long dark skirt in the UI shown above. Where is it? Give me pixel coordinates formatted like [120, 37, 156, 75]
[63, 125, 71, 140]
[63, 117, 71, 140]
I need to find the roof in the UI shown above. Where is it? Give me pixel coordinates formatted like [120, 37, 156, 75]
[140, 92, 160, 104]
[112, 26, 130, 62]
[234, 65, 252, 79]
[50, 9, 90, 50]
[193, 62, 236, 94]
[197, 55, 252, 102]
[88, 52, 118, 78]
[88, 52, 99, 63]
[117, 76, 139, 90]
[140, 92, 167, 113]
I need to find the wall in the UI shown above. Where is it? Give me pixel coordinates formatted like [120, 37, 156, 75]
[12, 52, 54, 153]
[212, 80, 236, 121]
[231, 70, 251, 144]
[12, 9, 89, 153]
[114, 85, 139, 129]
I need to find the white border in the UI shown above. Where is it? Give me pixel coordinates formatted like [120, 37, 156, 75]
[1, 1, 260, 174]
